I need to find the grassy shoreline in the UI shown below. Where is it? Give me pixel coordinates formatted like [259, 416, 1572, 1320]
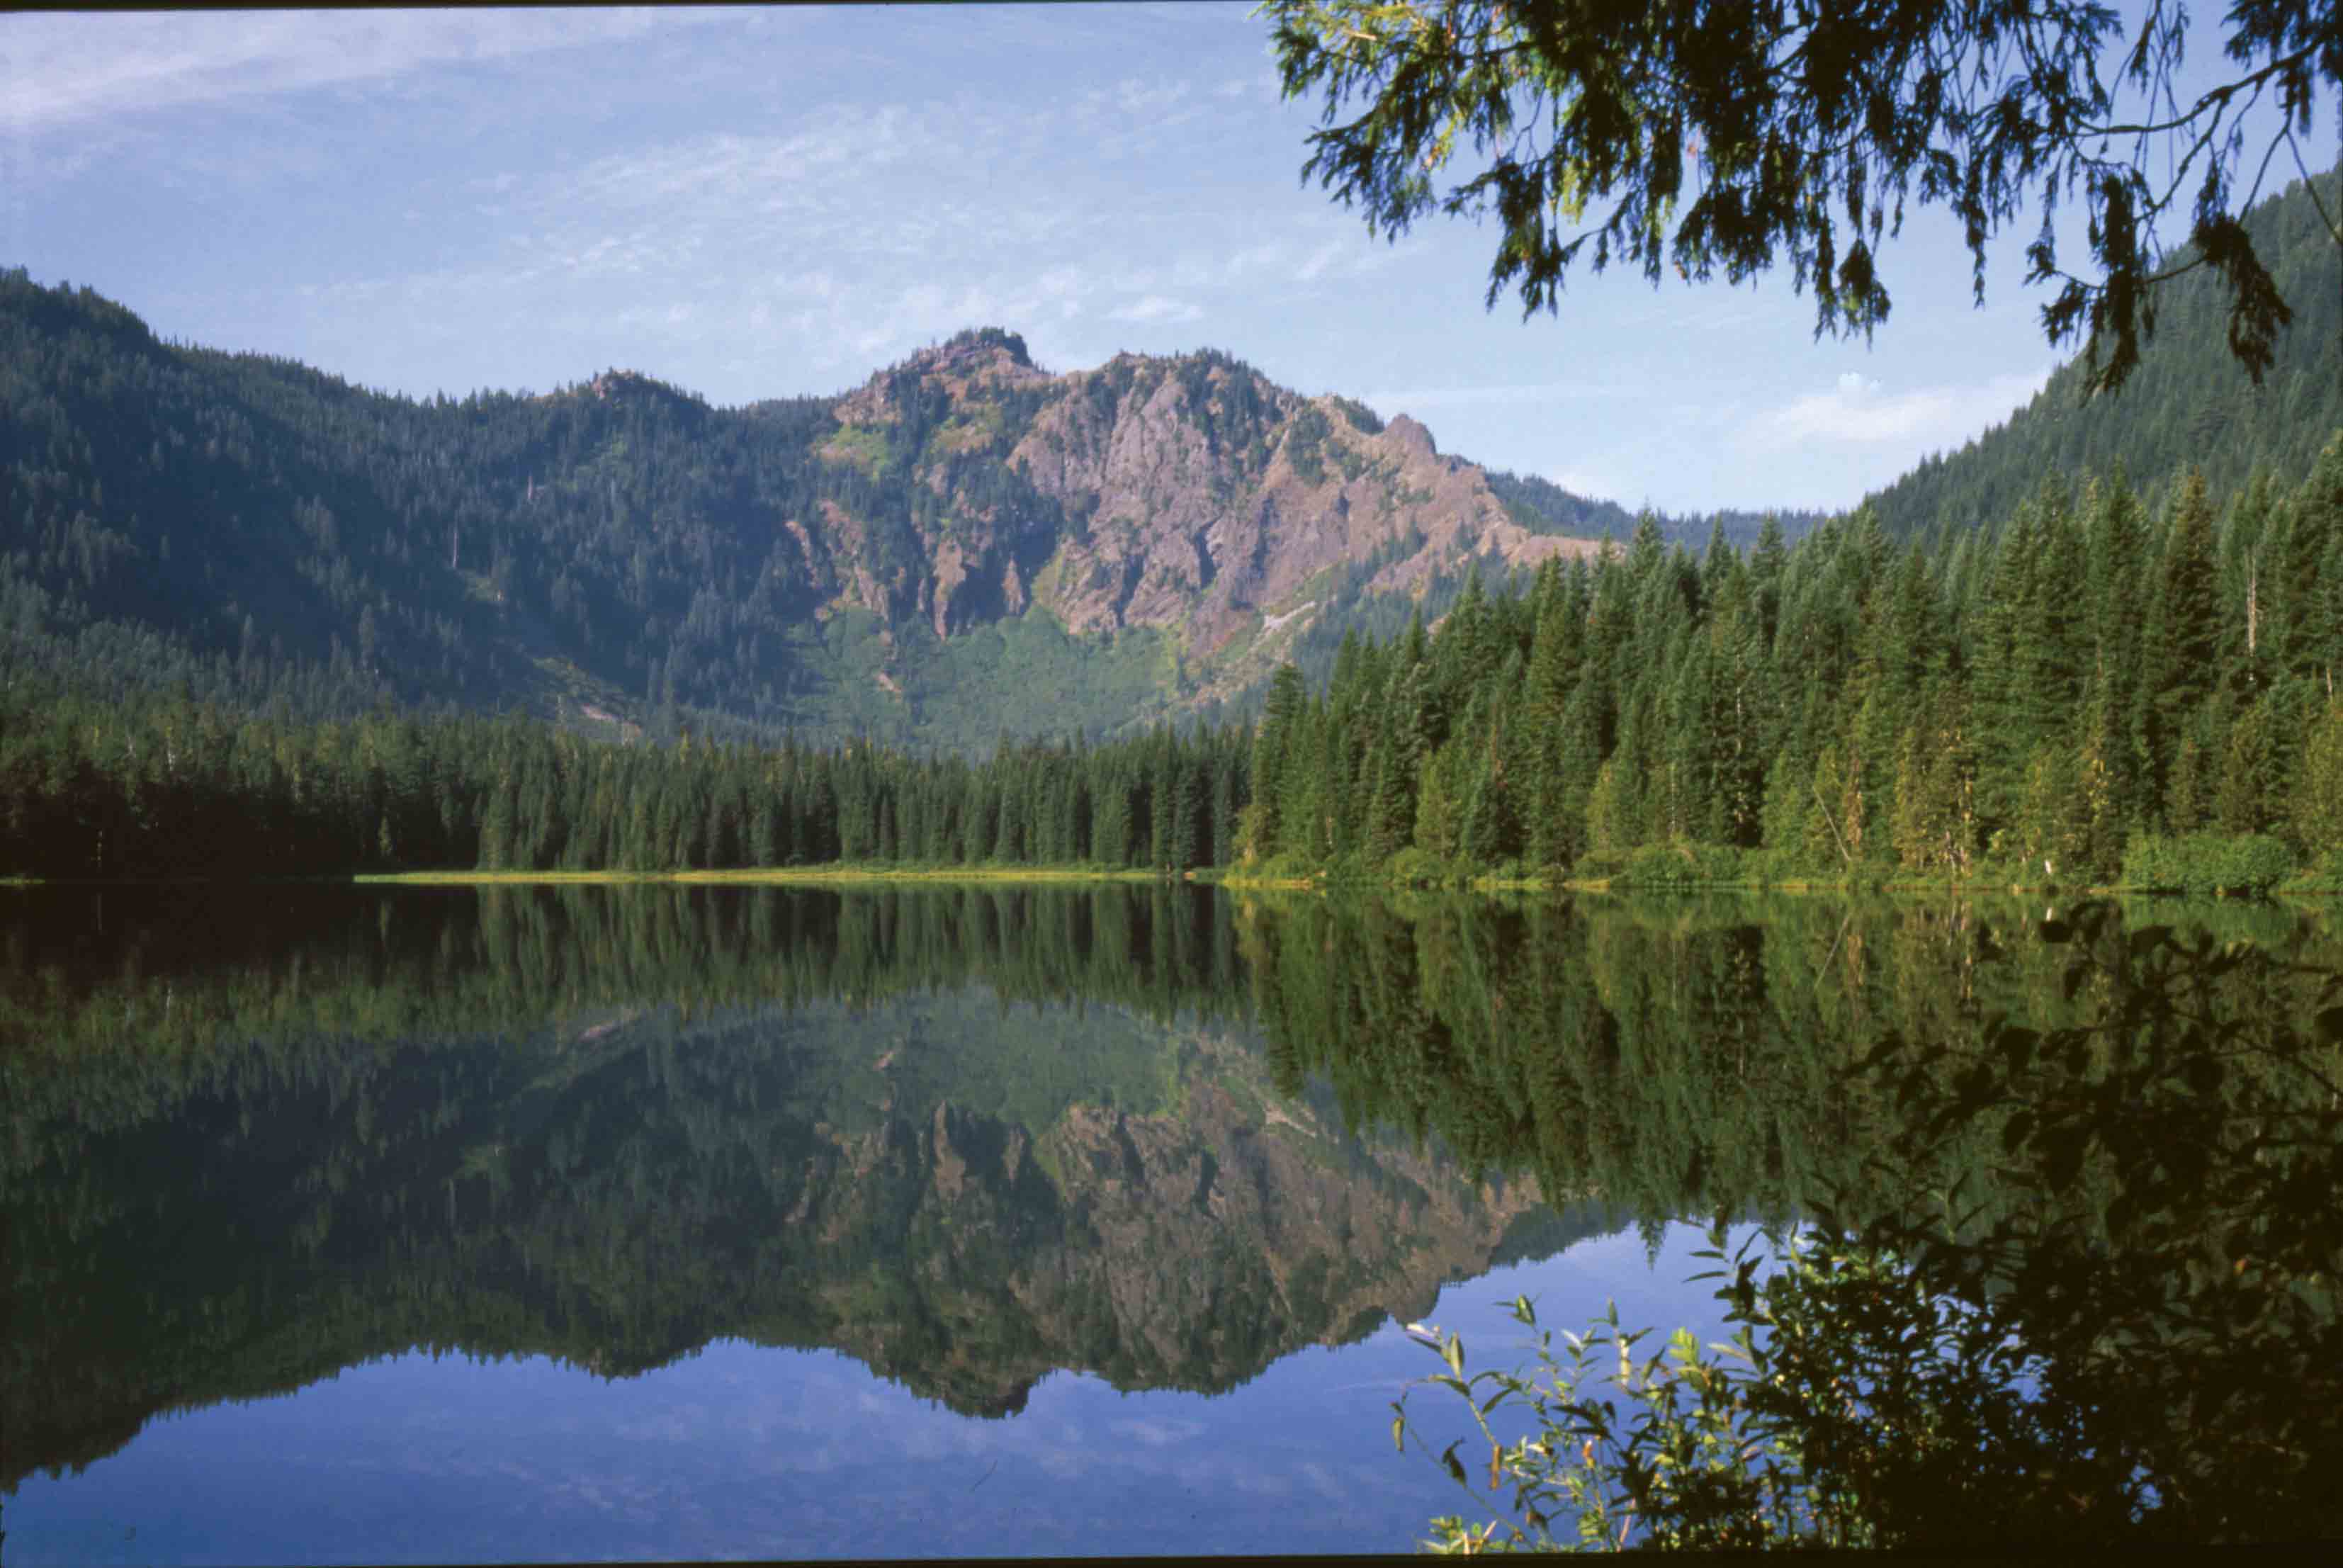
[351, 865, 1169, 886]
[2, 862, 2334, 896]
[1221, 870, 2343, 898]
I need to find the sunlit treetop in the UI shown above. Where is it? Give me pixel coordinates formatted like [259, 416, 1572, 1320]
[1262, 0, 2342, 393]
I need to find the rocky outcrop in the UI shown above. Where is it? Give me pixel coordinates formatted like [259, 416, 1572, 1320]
[798, 331, 1601, 694]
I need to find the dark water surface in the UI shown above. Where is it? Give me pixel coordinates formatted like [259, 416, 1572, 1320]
[4, 884, 2339, 1559]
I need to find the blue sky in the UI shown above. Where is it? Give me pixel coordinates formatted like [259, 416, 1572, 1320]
[1, 4, 2313, 514]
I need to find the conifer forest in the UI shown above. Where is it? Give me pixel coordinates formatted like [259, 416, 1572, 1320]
[6, 436, 2340, 889]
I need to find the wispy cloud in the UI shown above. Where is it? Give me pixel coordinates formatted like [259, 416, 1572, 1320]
[1107, 294, 1202, 325]
[1214, 72, 1281, 99]
[1542, 466, 1632, 505]
[1754, 368, 2051, 448]
[0, 9, 716, 133]
[1069, 76, 1204, 157]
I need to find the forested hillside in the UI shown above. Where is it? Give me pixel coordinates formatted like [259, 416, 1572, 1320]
[1, 278, 1599, 749]
[9, 419, 2336, 888]
[1870, 167, 2341, 543]
[1242, 434, 2343, 891]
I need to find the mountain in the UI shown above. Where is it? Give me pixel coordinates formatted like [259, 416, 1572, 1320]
[1866, 165, 2342, 541]
[1, 281, 1601, 749]
[1482, 467, 1829, 554]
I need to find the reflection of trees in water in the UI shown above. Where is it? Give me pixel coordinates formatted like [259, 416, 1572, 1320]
[12, 884, 2338, 1541]
[1822, 903, 2343, 1541]
[1, 881, 1549, 1493]
[1254, 893, 2343, 1545]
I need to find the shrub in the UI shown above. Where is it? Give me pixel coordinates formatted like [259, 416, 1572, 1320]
[1566, 850, 1630, 884]
[2120, 832, 2295, 895]
[1391, 1228, 2048, 1552]
[2289, 850, 2343, 892]
[1612, 841, 1749, 888]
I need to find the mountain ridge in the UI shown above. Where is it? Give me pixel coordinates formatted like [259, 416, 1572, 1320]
[11, 160, 2335, 755]
[0, 284, 1610, 749]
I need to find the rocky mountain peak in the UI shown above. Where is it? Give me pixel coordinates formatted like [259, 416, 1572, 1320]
[1383, 412, 1436, 457]
[794, 327, 1605, 697]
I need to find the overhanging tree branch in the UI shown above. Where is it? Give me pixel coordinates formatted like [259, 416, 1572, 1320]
[1263, 0, 2342, 395]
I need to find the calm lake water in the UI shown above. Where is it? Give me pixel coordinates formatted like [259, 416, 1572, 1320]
[5, 883, 2339, 1559]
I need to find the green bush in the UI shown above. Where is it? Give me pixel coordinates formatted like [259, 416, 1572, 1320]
[1566, 850, 1630, 884]
[2289, 850, 2343, 892]
[1392, 1228, 2047, 1552]
[1250, 850, 1321, 881]
[1613, 841, 1750, 888]
[1385, 845, 1471, 886]
[2119, 832, 2296, 895]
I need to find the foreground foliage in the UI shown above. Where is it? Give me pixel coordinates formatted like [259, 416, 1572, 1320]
[1391, 901, 2343, 1548]
[1268, 1, 2340, 393]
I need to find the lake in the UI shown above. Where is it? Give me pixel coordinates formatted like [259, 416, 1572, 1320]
[5, 883, 2339, 1558]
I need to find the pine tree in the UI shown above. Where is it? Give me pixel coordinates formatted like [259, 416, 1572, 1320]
[1414, 739, 1468, 862]
[2281, 435, 2343, 687]
[2293, 696, 2343, 861]
[2149, 470, 2223, 797]
[1748, 512, 1788, 653]
[1246, 662, 1306, 859]
[2213, 699, 2274, 834]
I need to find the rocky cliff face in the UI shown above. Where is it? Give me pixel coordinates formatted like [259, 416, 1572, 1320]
[802, 331, 1600, 695]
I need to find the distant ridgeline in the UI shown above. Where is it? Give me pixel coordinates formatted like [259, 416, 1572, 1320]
[1868, 166, 2342, 544]
[1481, 467, 1831, 556]
[0, 271, 1617, 750]
[4, 424, 2341, 886]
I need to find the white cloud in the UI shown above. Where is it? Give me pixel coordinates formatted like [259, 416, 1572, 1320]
[1107, 294, 1202, 325]
[1294, 238, 1348, 283]
[0, 9, 721, 133]
[1543, 467, 1628, 504]
[1111, 77, 1191, 118]
[1112, 222, 1391, 299]
[1756, 368, 2051, 447]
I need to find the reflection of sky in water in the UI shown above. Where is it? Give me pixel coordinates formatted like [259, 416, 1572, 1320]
[9, 1224, 1759, 1563]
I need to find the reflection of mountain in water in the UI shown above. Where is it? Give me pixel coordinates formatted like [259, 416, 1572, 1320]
[22, 883, 2327, 1521]
[3, 884, 1593, 1493]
